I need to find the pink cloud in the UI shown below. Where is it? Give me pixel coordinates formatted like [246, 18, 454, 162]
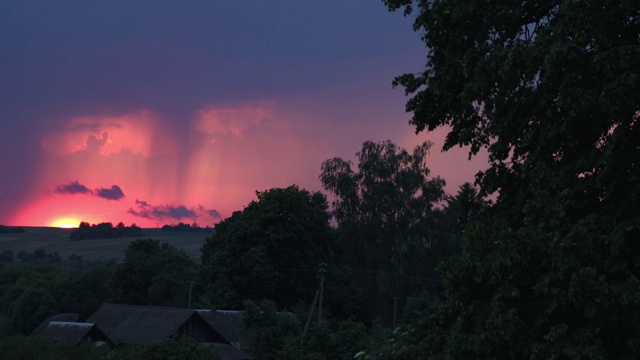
[193, 103, 274, 137]
[40, 110, 175, 157]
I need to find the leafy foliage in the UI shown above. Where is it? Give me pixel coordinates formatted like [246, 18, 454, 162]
[0, 336, 216, 360]
[383, 0, 640, 357]
[241, 299, 300, 360]
[113, 338, 218, 360]
[110, 239, 198, 307]
[384, 0, 640, 204]
[201, 185, 333, 310]
[320, 140, 448, 323]
[0, 263, 112, 335]
[15, 248, 61, 265]
[0, 336, 111, 360]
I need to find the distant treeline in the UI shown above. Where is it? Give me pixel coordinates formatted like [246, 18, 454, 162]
[0, 225, 25, 234]
[0, 247, 115, 271]
[161, 222, 212, 233]
[70, 222, 143, 240]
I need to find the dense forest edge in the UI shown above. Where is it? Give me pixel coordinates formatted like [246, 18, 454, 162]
[161, 222, 213, 233]
[70, 222, 143, 240]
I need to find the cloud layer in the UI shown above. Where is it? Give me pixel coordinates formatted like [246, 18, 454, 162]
[95, 185, 125, 201]
[128, 200, 221, 222]
[55, 180, 92, 195]
[54, 181, 125, 201]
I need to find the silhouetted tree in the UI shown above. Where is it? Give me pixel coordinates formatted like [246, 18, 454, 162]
[377, 0, 640, 358]
[320, 140, 447, 323]
[70, 222, 143, 240]
[110, 239, 197, 307]
[201, 185, 333, 310]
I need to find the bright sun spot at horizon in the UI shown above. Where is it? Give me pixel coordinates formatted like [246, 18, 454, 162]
[50, 218, 81, 229]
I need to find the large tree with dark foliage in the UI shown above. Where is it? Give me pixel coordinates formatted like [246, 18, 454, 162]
[200, 185, 333, 310]
[320, 140, 448, 324]
[379, 0, 640, 358]
[110, 239, 197, 307]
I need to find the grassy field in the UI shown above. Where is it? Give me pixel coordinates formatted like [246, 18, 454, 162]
[0, 227, 211, 263]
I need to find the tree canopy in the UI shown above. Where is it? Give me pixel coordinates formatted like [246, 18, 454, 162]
[382, 0, 640, 358]
[201, 185, 333, 310]
[110, 239, 197, 307]
[321, 140, 449, 323]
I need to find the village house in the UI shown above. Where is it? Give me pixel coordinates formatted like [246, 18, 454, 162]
[32, 304, 251, 360]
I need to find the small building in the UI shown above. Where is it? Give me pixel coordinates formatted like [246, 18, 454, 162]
[88, 303, 251, 360]
[31, 313, 112, 347]
[196, 309, 243, 348]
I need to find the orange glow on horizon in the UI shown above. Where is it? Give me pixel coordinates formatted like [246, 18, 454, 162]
[50, 217, 81, 228]
[10, 195, 138, 228]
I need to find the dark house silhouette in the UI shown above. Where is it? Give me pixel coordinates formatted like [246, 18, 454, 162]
[88, 303, 250, 360]
[31, 313, 113, 347]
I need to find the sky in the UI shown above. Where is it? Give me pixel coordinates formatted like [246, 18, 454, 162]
[0, 0, 487, 228]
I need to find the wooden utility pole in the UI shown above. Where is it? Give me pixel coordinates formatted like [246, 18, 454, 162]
[187, 280, 194, 309]
[301, 289, 319, 345]
[318, 262, 326, 326]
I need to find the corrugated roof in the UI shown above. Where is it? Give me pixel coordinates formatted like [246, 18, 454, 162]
[31, 313, 84, 336]
[49, 321, 93, 327]
[31, 321, 111, 345]
[88, 303, 195, 345]
[87, 304, 252, 359]
[197, 310, 243, 347]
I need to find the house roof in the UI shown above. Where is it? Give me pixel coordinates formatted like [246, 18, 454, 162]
[197, 310, 243, 346]
[31, 321, 111, 345]
[31, 313, 84, 336]
[31, 313, 84, 335]
[87, 304, 252, 359]
[87, 303, 196, 345]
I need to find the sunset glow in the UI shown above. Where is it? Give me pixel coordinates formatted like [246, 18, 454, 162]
[0, 1, 489, 228]
[50, 218, 81, 229]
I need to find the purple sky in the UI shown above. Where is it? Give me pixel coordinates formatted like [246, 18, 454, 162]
[0, 0, 487, 227]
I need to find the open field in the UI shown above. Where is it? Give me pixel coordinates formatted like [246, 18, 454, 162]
[0, 227, 211, 263]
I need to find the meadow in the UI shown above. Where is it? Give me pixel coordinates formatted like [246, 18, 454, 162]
[0, 227, 209, 263]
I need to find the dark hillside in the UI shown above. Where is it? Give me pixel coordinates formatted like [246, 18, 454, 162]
[0, 227, 207, 263]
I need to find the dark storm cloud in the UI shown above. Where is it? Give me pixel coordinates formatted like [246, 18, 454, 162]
[54, 181, 125, 201]
[135, 199, 150, 207]
[95, 185, 125, 201]
[165, 206, 196, 220]
[55, 180, 92, 195]
[128, 202, 195, 220]
[128, 200, 220, 221]
[208, 209, 222, 219]
[199, 205, 221, 219]
[0, 0, 419, 125]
